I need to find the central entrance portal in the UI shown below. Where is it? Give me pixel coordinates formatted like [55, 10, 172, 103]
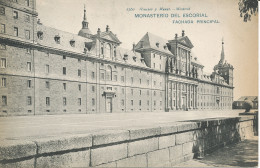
[181, 96, 186, 110]
[106, 97, 112, 113]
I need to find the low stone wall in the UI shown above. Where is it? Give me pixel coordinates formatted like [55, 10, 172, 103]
[0, 116, 255, 168]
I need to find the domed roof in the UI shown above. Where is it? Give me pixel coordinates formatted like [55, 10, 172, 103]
[78, 5, 92, 38]
[78, 28, 92, 38]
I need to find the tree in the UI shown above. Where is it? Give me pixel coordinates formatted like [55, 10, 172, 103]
[238, 0, 258, 22]
[243, 100, 253, 112]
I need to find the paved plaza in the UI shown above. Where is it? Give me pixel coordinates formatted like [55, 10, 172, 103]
[0, 110, 246, 140]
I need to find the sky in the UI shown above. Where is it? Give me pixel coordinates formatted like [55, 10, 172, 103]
[36, 0, 258, 100]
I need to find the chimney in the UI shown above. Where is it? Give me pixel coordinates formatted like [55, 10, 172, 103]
[132, 43, 135, 51]
[175, 33, 178, 39]
[106, 25, 110, 32]
[97, 28, 101, 36]
[182, 30, 185, 37]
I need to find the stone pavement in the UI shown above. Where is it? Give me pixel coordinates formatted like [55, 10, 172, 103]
[175, 136, 258, 167]
[0, 109, 246, 140]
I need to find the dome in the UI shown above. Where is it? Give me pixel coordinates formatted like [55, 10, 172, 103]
[78, 28, 92, 38]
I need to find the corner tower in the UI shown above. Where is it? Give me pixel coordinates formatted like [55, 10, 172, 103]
[214, 40, 234, 86]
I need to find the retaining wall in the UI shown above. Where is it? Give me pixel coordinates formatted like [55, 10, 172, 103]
[0, 116, 255, 168]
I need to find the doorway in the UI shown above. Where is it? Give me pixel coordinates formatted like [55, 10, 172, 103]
[182, 96, 186, 110]
[106, 97, 112, 113]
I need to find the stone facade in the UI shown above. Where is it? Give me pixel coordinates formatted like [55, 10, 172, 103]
[0, 0, 234, 116]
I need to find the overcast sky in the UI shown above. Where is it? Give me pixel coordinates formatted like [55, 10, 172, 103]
[37, 0, 258, 100]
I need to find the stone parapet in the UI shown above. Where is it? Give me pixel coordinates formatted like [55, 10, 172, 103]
[0, 116, 255, 167]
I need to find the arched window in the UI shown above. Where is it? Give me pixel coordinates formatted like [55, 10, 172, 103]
[106, 65, 112, 80]
[105, 43, 111, 58]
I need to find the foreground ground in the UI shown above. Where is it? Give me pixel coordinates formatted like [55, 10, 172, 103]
[0, 109, 246, 140]
[175, 136, 258, 167]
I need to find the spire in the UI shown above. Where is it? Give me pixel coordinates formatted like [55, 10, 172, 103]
[82, 4, 88, 29]
[83, 4, 87, 21]
[78, 4, 92, 38]
[220, 38, 225, 64]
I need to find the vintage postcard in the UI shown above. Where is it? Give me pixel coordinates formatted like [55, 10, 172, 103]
[0, 0, 258, 167]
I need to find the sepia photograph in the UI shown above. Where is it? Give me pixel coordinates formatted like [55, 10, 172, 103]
[0, 0, 258, 167]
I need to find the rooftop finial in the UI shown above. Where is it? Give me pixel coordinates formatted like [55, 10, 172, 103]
[83, 4, 87, 21]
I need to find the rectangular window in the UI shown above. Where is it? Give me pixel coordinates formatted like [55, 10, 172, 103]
[122, 88, 124, 94]
[27, 62, 31, 71]
[78, 84, 81, 91]
[0, 24, 5, 33]
[25, 14, 30, 22]
[154, 100, 156, 106]
[26, 48, 31, 54]
[147, 90, 149, 95]
[147, 100, 149, 105]
[13, 11, 18, 19]
[1, 78, 6, 87]
[2, 96, 7, 105]
[63, 55, 66, 60]
[92, 98, 95, 106]
[14, 27, 19, 36]
[27, 80, 31, 88]
[131, 100, 133, 106]
[154, 91, 156, 96]
[121, 99, 124, 106]
[139, 90, 142, 95]
[131, 77, 133, 84]
[101, 73, 105, 80]
[147, 80, 149, 85]
[46, 97, 50, 106]
[63, 83, 66, 90]
[45, 81, 50, 89]
[139, 79, 142, 84]
[153, 63, 155, 68]
[121, 76, 124, 82]
[63, 67, 66, 75]
[25, 0, 30, 6]
[78, 98, 81, 106]
[63, 97, 67, 106]
[91, 71, 95, 79]
[160, 64, 161, 70]
[0, 7, 5, 15]
[27, 96, 32, 105]
[45, 64, 49, 74]
[154, 81, 156, 86]
[139, 100, 141, 106]
[78, 69, 81, 77]
[25, 30, 30, 39]
[131, 89, 133, 95]
[92, 86, 95, 92]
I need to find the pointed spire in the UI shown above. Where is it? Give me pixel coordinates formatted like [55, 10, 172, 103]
[220, 38, 225, 64]
[82, 4, 88, 29]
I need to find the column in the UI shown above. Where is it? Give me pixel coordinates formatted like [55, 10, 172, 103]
[176, 82, 178, 110]
[195, 85, 198, 109]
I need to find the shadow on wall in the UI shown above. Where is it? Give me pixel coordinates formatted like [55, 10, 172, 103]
[181, 117, 257, 161]
[193, 139, 258, 167]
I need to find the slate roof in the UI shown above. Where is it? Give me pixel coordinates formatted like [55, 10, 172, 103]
[135, 32, 173, 55]
[237, 96, 258, 102]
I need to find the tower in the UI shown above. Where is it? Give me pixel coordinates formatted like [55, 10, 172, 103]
[78, 5, 92, 38]
[214, 40, 234, 86]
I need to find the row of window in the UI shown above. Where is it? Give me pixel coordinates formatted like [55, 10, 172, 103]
[1, 95, 163, 108]
[122, 99, 162, 106]
[0, 23, 31, 39]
